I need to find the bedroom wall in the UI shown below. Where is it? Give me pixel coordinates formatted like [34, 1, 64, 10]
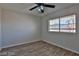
[1, 9, 41, 48]
[42, 4, 79, 53]
[0, 8, 1, 49]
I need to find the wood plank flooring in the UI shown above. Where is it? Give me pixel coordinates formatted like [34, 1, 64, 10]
[0, 41, 79, 56]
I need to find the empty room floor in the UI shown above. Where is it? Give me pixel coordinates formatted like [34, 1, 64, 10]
[0, 41, 79, 56]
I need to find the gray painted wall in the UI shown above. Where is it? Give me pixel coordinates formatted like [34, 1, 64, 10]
[1, 9, 41, 48]
[0, 8, 1, 48]
[42, 4, 79, 52]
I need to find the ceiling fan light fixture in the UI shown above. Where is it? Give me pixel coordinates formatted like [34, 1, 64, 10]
[40, 5, 44, 10]
[37, 5, 44, 13]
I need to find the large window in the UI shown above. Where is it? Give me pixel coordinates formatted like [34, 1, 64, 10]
[48, 18, 59, 32]
[48, 14, 76, 33]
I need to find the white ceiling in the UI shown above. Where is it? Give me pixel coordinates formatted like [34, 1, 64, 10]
[0, 3, 77, 16]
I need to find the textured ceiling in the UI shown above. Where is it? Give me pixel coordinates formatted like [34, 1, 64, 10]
[0, 3, 77, 16]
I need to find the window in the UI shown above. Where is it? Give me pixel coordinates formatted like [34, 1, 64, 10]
[48, 18, 59, 32]
[48, 14, 76, 33]
[60, 15, 76, 32]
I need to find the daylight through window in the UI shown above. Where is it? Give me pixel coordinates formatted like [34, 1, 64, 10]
[48, 14, 76, 33]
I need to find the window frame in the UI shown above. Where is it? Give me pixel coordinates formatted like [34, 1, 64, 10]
[48, 14, 76, 33]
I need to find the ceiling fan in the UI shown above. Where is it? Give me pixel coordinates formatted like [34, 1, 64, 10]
[29, 3, 55, 13]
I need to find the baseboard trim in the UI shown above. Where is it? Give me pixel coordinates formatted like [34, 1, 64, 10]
[43, 40, 79, 54]
[2, 39, 41, 49]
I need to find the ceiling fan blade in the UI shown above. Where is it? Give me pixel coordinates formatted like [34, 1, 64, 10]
[43, 4, 55, 8]
[29, 6, 38, 11]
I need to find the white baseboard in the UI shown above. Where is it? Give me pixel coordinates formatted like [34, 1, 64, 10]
[2, 39, 41, 49]
[43, 40, 79, 54]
